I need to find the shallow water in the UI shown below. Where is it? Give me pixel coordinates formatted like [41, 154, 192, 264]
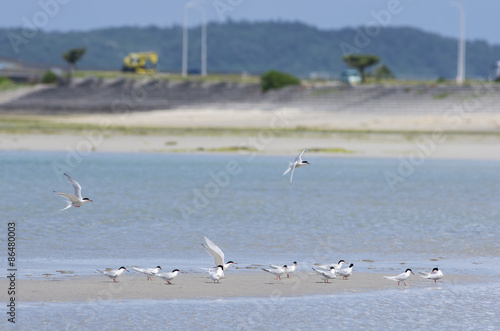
[18, 282, 499, 330]
[1, 151, 499, 328]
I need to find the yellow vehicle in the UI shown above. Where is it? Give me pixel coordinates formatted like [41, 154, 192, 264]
[121, 52, 158, 74]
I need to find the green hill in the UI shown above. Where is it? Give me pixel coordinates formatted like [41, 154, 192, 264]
[1, 21, 499, 79]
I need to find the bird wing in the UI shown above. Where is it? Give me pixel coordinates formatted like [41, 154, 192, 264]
[312, 267, 329, 277]
[107, 269, 120, 277]
[295, 149, 308, 162]
[269, 264, 281, 269]
[317, 264, 332, 270]
[157, 272, 174, 280]
[419, 271, 431, 278]
[263, 267, 282, 274]
[54, 192, 79, 204]
[282, 162, 293, 176]
[64, 173, 82, 200]
[336, 269, 347, 276]
[202, 237, 224, 266]
[394, 272, 407, 281]
[132, 267, 145, 274]
[289, 161, 298, 184]
[58, 198, 73, 211]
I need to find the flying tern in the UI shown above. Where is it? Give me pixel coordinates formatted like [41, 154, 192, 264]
[54, 173, 92, 211]
[384, 268, 414, 286]
[96, 266, 128, 283]
[132, 266, 162, 281]
[419, 268, 443, 283]
[336, 263, 354, 280]
[312, 266, 336, 283]
[270, 261, 297, 278]
[201, 236, 237, 271]
[156, 269, 181, 285]
[262, 265, 287, 280]
[282, 149, 310, 184]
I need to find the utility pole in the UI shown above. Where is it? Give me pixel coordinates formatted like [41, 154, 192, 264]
[182, 3, 189, 77]
[181, 0, 207, 77]
[451, 1, 466, 85]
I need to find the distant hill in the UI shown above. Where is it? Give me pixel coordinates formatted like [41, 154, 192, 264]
[1, 21, 500, 79]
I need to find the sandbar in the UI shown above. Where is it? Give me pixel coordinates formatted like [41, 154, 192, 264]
[1, 271, 481, 303]
[1, 108, 500, 159]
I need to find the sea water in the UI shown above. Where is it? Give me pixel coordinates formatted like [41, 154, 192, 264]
[1, 151, 499, 329]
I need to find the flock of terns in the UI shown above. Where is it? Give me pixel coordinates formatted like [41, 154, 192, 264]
[54, 152, 444, 287]
[95, 237, 444, 286]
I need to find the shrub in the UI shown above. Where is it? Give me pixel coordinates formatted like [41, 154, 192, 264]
[374, 65, 395, 81]
[0, 76, 11, 85]
[260, 70, 300, 92]
[0, 76, 15, 90]
[41, 70, 59, 84]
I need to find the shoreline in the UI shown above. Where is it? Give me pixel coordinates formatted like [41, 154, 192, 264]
[1, 131, 500, 160]
[1, 109, 500, 159]
[4, 271, 482, 302]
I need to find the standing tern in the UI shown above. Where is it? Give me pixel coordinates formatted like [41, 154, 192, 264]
[201, 236, 237, 271]
[54, 173, 92, 211]
[132, 266, 162, 281]
[384, 269, 414, 286]
[96, 266, 128, 283]
[336, 263, 354, 280]
[206, 265, 224, 283]
[419, 268, 443, 283]
[262, 265, 287, 280]
[312, 266, 336, 283]
[282, 149, 310, 184]
[269, 261, 297, 278]
[318, 260, 347, 271]
[156, 269, 181, 285]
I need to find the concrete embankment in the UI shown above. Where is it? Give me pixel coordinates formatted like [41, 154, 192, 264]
[1, 77, 499, 114]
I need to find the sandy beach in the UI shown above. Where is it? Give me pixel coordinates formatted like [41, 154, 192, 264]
[1, 109, 500, 159]
[3, 271, 480, 302]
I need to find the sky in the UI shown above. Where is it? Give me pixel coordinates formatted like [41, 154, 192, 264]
[1, 0, 499, 45]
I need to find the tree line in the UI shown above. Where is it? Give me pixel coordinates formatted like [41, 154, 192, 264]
[1, 21, 499, 79]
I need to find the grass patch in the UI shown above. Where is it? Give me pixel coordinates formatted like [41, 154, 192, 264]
[308, 147, 354, 154]
[0, 76, 31, 91]
[432, 92, 452, 99]
[310, 88, 341, 96]
[71, 70, 260, 84]
[178, 146, 258, 153]
[1, 115, 500, 138]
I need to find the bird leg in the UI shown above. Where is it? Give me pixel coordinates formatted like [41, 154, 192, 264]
[167, 281, 172, 285]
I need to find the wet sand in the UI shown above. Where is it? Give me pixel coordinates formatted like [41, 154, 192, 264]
[1, 108, 500, 159]
[4, 271, 479, 303]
